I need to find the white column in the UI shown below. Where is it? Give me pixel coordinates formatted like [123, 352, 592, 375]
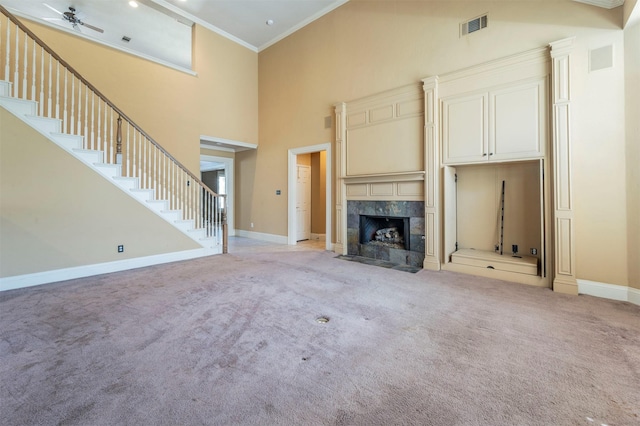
[334, 102, 347, 255]
[422, 77, 440, 270]
[549, 37, 578, 294]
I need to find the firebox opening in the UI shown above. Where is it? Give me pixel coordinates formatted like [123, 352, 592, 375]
[359, 215, 410, 250]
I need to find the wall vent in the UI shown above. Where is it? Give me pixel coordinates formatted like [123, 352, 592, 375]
[589, 45, 613, 72]
[460, 14, 488, 36]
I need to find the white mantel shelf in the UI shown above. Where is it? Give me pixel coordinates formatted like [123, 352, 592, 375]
[343, 171, 425, 184]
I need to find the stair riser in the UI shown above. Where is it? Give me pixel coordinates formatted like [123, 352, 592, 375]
[73, 150, 104, 164]
[112, 178, 139, 191]
[93, 164, 122, 179]
[0, 97, 37, 116]
[50, 133, 84, 151]
[24, 115, 61, 133]
[146, 201, 168, 213]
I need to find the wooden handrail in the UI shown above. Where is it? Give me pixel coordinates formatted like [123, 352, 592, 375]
[0, 5, 218, 199]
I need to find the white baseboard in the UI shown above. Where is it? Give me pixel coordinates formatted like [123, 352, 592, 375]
[235, 229, 288, 245]
[577, 279, 640, 306]
[629, 287, 640, 306]
[0, 247, 220, 292]
[310, 233, 326, 241]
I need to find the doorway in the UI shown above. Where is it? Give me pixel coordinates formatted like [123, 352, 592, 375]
[200, 155, 235, 236]
[287, 143, 332, 250]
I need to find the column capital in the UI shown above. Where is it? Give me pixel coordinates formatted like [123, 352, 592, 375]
[549, 37, 575, 58]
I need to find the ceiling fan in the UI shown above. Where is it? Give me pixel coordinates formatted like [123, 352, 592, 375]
[43, 4, 104, 33]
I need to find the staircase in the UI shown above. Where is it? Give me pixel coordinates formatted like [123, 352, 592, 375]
[0, 7, 226, 254]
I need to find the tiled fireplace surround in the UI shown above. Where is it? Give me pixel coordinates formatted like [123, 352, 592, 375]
[347, 200, 425, 268]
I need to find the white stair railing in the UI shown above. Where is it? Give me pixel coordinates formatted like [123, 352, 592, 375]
[0, 6, 227, 251]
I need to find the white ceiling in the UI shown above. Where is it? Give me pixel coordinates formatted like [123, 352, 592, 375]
[1, 0, 349, 63]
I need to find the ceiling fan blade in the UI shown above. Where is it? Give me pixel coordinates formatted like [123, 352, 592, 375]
[79, 22, 104, 33]
[43, 3, 64, 15]
[42, 17, 64, 22]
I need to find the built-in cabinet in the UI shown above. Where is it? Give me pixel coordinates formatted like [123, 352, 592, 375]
[442, 77, 547, 165]
[437, 49, 553, 287]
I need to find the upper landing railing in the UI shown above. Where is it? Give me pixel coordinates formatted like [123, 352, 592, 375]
[0, 6, 227, 252]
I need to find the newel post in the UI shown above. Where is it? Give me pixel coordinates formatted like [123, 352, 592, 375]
[549, 37, 578, 295]
[116, 115, 122, 164]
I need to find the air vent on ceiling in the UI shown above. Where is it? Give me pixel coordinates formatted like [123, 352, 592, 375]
[461, 14, 488, 36]
[122, 36, 132, 43]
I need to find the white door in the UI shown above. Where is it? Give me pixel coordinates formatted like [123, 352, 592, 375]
[296, 165, 311, 241]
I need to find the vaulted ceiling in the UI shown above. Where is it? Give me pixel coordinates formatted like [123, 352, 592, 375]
[0, 0, 625, 70]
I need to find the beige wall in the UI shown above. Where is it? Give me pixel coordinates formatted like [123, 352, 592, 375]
[0, 109, 199, 277]
[250, 0, 632, 286]
[625, 15, 640, 290]
[16, 17, 258, 175]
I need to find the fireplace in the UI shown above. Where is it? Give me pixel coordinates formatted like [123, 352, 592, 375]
[347, 200, 425, 267]
[359, 215, 409, 250]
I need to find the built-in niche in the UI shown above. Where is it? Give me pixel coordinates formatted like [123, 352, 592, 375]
[443, 160, 545, 280]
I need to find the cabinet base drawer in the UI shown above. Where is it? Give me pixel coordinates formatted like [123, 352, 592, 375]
[451, 248, 538, 275]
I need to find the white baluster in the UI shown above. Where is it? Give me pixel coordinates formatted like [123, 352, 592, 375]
[3, 17, 9, 82]
[22, 30, 27, 99]
[142, 138, 147, 189]
[84, 88, 89, 147]
[77, 82, 82, 136]
[31, 39, 35, 101]
[47, 54, 52, 117]
[104, 108, 115, 163]
[70, 75, 75, 134]
[13, 25, 19, 96]
[97, 96, 101, 152]
[90, 92, 95, 149]
[62, 70, 68, 133]
[55, 61, 60, 119]
[127, 121, 138, 176]
[39, 48, 44, 116]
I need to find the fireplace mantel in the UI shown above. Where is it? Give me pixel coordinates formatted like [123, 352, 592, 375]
[343, 171, 425, 185]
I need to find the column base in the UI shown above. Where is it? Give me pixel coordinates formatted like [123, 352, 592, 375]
[423, 257, 441, 271]
[553, 276, 579, 295]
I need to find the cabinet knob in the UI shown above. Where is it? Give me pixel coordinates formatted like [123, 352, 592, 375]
[483, 153, 487, 156]
[489, 153, 494, 156]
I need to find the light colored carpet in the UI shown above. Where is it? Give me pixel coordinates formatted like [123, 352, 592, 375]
[1, 248, 639, 425]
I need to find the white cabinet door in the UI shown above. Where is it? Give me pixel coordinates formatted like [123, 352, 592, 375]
[490, 78, 547, 161]
[442, 78, 547, 165]
[442, 92, 488, 164]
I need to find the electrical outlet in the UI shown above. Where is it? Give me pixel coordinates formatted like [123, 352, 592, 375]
[276, 190, 281, 195]
[251, 223, 254, 228]
[117, 245, 124, 253]
[531, 248, 537, 255]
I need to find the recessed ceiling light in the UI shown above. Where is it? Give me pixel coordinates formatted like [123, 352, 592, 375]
[266, 19, 274, 26]
[129, 1, 139, 7]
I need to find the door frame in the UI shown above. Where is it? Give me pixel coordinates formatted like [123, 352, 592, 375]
[200, 154, 235, 236]
[287, 143, 332, 250]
